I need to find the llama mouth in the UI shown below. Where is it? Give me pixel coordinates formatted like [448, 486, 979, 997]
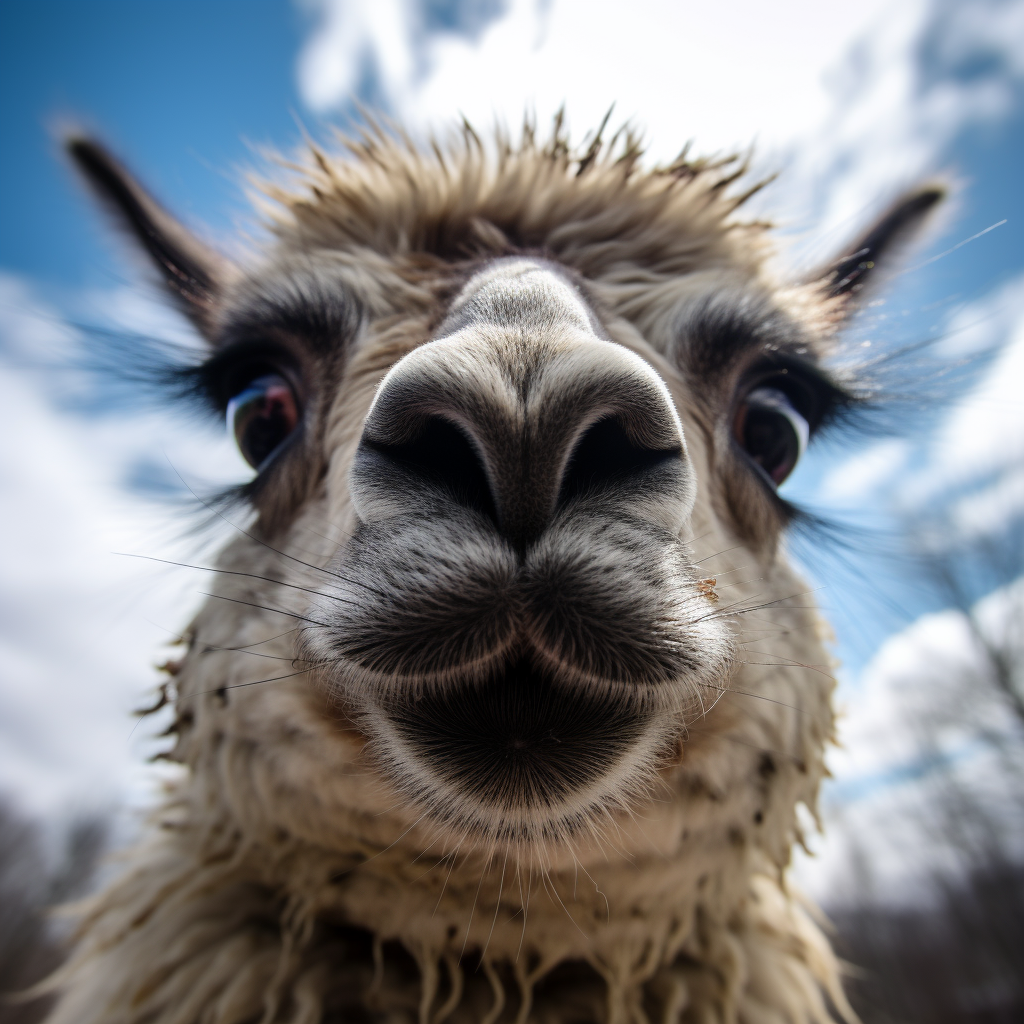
[370, 656, 664, 838]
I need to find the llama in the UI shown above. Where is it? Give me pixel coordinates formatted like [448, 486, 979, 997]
[52, 119, 940, 1024]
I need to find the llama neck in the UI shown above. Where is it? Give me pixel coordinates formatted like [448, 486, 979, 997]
[177, 771, 758, 997]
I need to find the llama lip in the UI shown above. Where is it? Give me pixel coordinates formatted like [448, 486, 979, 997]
[371, 655, 659, 835]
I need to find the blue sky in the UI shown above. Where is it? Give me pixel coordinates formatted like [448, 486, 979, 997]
[1, 0, 1022, 894]
[1, 1, 305, 284]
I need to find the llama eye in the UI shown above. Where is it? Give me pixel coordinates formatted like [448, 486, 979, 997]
[227, 374, 300, 469]
[733, 386, 809, 486]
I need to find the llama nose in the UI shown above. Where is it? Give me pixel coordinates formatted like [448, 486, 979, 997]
[350, 266, 694, 548]
[352, 341, 693, 549]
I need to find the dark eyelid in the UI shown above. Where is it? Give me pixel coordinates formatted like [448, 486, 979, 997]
[217, 281, 361, 357]
[737, 353, 854, 434]
[676, 292, 800, 378]
[195, 339, 304, 411]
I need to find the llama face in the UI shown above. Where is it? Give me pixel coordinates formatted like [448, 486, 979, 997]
[55, 131, 947, 1024]
[66, 133, 940, 871]
[297, 257, 734, 844]
[185, 242, 846, 864]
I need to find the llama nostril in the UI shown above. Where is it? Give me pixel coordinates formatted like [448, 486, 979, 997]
[365, 416, 498, 522]
[558, 417, 683, 507]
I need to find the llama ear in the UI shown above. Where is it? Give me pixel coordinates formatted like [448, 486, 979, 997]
[66, 136, 230, 338]
[817, 186, 946, 301]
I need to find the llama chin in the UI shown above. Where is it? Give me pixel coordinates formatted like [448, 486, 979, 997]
[48, 121, 942, 1024]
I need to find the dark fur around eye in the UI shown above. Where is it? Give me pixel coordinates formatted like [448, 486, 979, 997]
[736, 354, 860, 438]
[182, 340, 304, 415]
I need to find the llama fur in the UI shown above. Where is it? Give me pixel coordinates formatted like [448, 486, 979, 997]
[44, 118, 898, 1024]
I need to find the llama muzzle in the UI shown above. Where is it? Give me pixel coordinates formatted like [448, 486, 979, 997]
[300, 259, 734, 840]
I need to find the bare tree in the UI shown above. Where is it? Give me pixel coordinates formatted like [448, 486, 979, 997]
[830, 520, 1024, 1023]
[0, 799, 107, 1024]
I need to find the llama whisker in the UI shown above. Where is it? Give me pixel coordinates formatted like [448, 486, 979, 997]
[731, 630, 793, 643]
[292, 515, 361, 552]
[572, 859, 610, 926]
[703, 562, 758, 578]
[514, 861, 534, 963]
[688, 590, 774, 621]
[732, 616, 829, 639]
[604, 799, 652, 860]
[193, 631, 307, 661]
[407, 829, 448, 870]
[537, 868, 587, 938]
[130, 668, 315, 736]
[695, 681, 831, 724]
[115, 551, 365, 608]
[590, 804, 632, 865]
[729, 604, 827, 621]
[214, 629, 302, 651]
[370, 795, 411, 818]
[505, 870, 525, 927]
[199, 592, 330, 626]
[691, 544, 746, 565]
[362, 811, 431, 864]
[481, 847, 510, 963]
[170, 466, 389, 599]
[693, 683, 710, 719]
[182, 668, 313, 701]
[900, 217, 1005, 274]
[702, 730, 807, 769]
[735, 651, 836, 680]
[148, 621, 303, 656]
[692, 587, 827, 623]
[198, 648, 301, 663]
[460, 849, 490, 963]
[713, 577, 765, 591]
[409, 850, 465, 892]
[433, 845, 464, 917]
[694, 681, 727, 720]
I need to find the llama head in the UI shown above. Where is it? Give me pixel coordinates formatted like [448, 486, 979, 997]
[68, 125, 940, 948]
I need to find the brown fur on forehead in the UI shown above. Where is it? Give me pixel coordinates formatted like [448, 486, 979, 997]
[217, 246, 438, 341]
[254, 120, 775, 287]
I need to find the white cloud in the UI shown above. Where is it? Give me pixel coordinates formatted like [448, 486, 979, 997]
[295, 0, 1024, 268]
[792, 575, 1024, 903]
[935, 0, 1024, 78]
[297, 0, 415, 112]
[938, 272, 1024, 359]
[805, 268, 1024, 534]
[819, 438, 910, 504]
[950, 465, 1024, 535]
[297, 0, 894, 158]
[833, 582, 1024, 779]
[930, 308, 1024, 485]
[762, 0, 1023, 269]
[0, 273, 250, 821]
[888, 271, 1024, 530]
